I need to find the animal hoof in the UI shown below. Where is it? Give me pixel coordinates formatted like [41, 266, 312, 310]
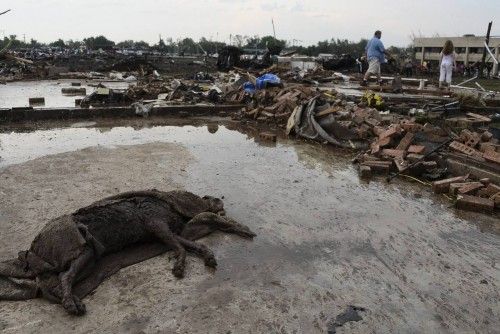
[205, 256, 218, 268]
[239, 228, 257, 239]
[62, 296, 86, 316]
[172, 266, 185, 278]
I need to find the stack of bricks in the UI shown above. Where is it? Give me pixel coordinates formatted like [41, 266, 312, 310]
[449, 129, 500, 165]
[431, 176, 499, 213]
[357, 120, 441, 177]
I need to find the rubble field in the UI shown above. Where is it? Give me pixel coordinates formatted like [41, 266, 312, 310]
[0, 118, 498, 333]
[1, 54, 499, 332]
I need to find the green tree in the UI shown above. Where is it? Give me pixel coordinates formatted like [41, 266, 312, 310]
[134, 40, 150, 49]
[49, 39, 66, 48]
[83, 35, 115, 50]
[116, 40, 134, 49]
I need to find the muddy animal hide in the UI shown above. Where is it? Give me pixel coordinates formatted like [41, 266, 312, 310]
[0, 189, 255, 315]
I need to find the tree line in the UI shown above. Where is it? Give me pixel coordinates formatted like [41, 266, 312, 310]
[0, 34, 406, 57]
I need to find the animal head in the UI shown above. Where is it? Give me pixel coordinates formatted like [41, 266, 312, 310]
[202, 195, 224, 214]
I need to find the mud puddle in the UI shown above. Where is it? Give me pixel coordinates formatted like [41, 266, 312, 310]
[0, 118, 499, 333]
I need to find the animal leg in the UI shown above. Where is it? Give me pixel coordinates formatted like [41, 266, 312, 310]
[59, 247, 94, 316]
[175, 236, 217, 268]
[143, 219, 187, 278]
[181, 212, 256, 240]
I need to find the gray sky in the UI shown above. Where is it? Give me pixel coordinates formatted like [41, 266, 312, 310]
[1, 0, 498, 47]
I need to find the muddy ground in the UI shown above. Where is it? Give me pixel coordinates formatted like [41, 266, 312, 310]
[0, 117, 499, 333]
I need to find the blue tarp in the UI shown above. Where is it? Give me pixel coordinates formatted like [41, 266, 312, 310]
[256, 73, 281, 89]
[243, 73, 281, 95]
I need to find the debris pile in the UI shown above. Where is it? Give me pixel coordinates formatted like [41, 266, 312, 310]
[354, 122, 500, 213]
[239, 85, 317, 125]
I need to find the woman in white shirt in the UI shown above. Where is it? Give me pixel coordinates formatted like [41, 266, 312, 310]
[439, 40, 457, 91]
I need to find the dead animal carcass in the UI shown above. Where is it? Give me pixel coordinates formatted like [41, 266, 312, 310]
[0, 190, 255, 315]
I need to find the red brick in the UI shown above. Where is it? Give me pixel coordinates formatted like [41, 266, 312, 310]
[360, 165, 372, 179]
[483, 150, 500, 164]
[457, 182, 484, 195]
[259, 132, 277, 142]
[381, 149, 405, 159]
[371, 137, 391, 154]
[396, 132, 415, 151]
[449, 141, 483, 158]
[401, 123, 423, 133]
[379, 126, 401, 140]
[432, 175, 469, 194]
[408, 145, 426, 154]
[361, 161, 392, 174]
[456, 195, 494, 213]
[479, 142, 496, 153]
[449, 182, 472, 195]
[477, 183, 500, 197]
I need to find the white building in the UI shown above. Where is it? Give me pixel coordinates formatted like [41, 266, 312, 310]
[413, 35, 500, 75]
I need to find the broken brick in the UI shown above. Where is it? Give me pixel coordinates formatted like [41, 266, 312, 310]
[396, 132, 415, 151]
[381, 149, 405, 159]
[477, 183, 500, 197]
[379, 126, 401, 140]
[400, 123, 423, 133]
[449, 182, 472, 195]
[449, 141, 483, 158]
[456, 195, 494, 213]
[483, 150, 500, 165]
[432, 175, 469, 194]
[457, 182, 484, 195]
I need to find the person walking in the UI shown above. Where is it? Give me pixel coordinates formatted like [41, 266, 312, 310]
[439, 40, 457, 90]
[361, 30, 390, 86]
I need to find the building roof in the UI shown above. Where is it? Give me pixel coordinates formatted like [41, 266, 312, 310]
[414, 36, 500, 48]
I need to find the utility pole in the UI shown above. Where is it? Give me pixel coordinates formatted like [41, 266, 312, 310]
[271, 18, 276, 39]
[479, 21, 492, 78]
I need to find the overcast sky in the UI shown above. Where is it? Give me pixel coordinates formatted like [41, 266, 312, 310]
[0, 0, 498, 47]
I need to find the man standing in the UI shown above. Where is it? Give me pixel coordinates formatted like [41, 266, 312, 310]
[361, 30, 389, 86]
